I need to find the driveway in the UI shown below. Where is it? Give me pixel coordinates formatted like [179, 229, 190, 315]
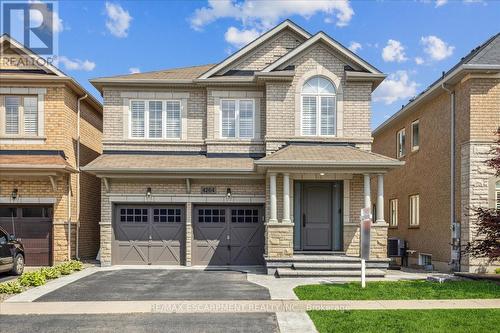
[35, 269, 271, 301]
[2, 313, 279, 333]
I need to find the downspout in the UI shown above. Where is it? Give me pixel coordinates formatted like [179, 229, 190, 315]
[76, 94, 88, 260]
[67, 175, 72, 260]
[441, 83, 460, 271]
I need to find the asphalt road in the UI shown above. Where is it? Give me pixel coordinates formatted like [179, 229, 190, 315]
[35, 269, 271, 301]
[2, 313, 279, 333]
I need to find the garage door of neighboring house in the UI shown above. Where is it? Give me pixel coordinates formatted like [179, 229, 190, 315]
[192, 205, 265, 266]
[0, 206, 52, 266]
[113, 205, 185, 265]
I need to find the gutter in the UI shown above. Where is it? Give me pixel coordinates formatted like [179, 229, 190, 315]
[75, 94, 87, 260]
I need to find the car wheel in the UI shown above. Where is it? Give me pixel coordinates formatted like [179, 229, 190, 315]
[11, 253, 24, 276]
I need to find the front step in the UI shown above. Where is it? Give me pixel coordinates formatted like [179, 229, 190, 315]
[277, 268, 386, 278]
[292, 262, 361, 270]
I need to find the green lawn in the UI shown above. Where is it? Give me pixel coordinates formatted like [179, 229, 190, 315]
[308, 309, 500, 333]
[294, 280, 500, 300]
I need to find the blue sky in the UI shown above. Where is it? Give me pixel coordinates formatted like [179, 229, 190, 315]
[5, 0, 500, 128]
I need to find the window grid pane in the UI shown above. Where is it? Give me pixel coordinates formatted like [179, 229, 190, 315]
[5, 96, 20, 134]
[165, 101, 181, 138]
[119, 207, 148, 223]
[153, 208, 181, 223]
[302, 96, 317, 135]
[198, 209, 226, 223]
[23, 97, 38, 135]
[148, 101, 163, 138]
[221, 100, 236, 138]
[239, 100, 254, 138]
[131, 101, 145, 138]
[320, 96, 335, 135]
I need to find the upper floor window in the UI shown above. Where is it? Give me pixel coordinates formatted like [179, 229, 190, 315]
[411, 120, 420, 151]
[220, 99, 255, 139]
[130, 100, 181, 139]
[397, 128, 406, 158]
[301, 76, 336, 136]
[2, 95, 38, 136]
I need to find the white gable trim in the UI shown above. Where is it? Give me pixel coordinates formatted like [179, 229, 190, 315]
[0, 34, 66, 77]
[198, 20, 311, 80]
[262, 32, 382, 74]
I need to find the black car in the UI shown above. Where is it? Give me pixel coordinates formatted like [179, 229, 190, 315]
[0, 226, 24, 275]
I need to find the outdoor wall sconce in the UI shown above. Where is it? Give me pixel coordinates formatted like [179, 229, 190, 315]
[319, 173, 325, 176]
[226, 188, 232, 198]
[11, 188, 18, 200]
[146, 187, 152, 198]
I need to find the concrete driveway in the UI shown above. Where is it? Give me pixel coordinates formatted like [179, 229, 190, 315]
[2, 313, 279, 333]
[35, 269, 271, 302]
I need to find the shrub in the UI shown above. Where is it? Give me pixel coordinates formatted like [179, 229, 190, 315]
[40, 267, 61, 280]
[68, 260, 84, 271]
[56, 262, 73, 275]
[495, 268, 500, 274]
[0, 281, 23, 294]
[18, 271, 46, 287]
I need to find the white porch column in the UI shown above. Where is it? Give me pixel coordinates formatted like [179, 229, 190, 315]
[282, 173, 290, 223]
[269, 173, 278, 223]
[363, 174, 371, 209]
[376, 174, 385, 223]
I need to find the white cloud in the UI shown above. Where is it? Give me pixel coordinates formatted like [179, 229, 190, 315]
[224, 26, 260, 48]
[435, 0, 448, 7]
[415, 57, 424, 65]
[421, 35, 454, 61]
[348, 41, 362, 53]
[56, 56, 95, 71]
[28, 1, 65, 33]
[373, 70, 418, 105]
[382, 39, 408, 62]
[129, 67, 140, 74]
[105, 2, 132, 38]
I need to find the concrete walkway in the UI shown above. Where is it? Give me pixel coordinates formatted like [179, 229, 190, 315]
[1, 299, 499, 315]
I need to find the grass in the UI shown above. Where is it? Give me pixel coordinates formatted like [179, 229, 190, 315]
[308, 309, 500, 333]
[294, 280, 500, 300]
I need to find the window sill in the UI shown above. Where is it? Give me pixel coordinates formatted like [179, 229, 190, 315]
[388, 225, 399, 229]
[207, 139, 264, 144]
[0, 136, 46, 144]
[408, 225, 420, 229]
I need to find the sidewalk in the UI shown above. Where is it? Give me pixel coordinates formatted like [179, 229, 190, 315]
[1, 299, 499, 315]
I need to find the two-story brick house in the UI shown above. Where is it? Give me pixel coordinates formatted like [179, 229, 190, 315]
[0, 35, 103, 266]
[372, 33, 499, 273]
[85, 20, 402, 276]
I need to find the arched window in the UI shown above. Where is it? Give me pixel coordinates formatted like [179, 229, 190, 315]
[301, 76, 337, 136]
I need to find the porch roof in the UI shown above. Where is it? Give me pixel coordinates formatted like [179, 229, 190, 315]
[0, 154, 77, 174]
[254, 144, 404, 169]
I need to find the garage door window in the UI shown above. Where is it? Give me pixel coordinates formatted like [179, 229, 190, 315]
[22, 207, 52, 218]
[0, 207, 17, 217]
[153, 208, 181, 223]
[231, 209, 259, 223]
[198, 209, 226, 223]
[120, 208, 148, 222]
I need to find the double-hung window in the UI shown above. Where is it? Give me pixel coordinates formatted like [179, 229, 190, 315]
[220, 99, 255, 139]
[301, 76, 337, 136]
[389, 199, 398, 227]
[409, 194, 420, 227]
[130, 100, 181, 139]
[2, 95, 38, 136]
[397, 128, 406, 158]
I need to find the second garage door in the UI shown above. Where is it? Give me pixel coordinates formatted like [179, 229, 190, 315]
[113, 205, 184, 265]
[192, 205, 265, 266]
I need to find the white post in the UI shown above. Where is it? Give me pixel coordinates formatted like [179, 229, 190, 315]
[376, 174, 385, 223]
[361, 259, 366, 288]
[363, 174, 371, 209]
[282, 173, 290, 223]
[269, 173, 278, 223]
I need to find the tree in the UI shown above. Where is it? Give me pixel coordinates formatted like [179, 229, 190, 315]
[464, 128, 500, 261]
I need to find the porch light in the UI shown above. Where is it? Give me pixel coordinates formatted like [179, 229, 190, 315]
[11, 188, 18, 200]
[319, 173, 325, 176]
[226, 188, 232, 198]
[146, 187, 152, 198]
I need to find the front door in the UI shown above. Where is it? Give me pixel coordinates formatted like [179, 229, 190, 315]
[301, 183, 333, 250]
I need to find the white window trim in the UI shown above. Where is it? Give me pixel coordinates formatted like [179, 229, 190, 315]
[397, 128, 406, 158]
[418, 253, 432, 266]
[389, 199, 398, 227]
[0, 95, 42, 138]
[411, 120, 420, 152]
[128, 99, 182, 140]
[409, 194, 420, 227]
[219, 98, 255, 139]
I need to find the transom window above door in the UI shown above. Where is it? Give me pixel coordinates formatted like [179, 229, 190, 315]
[220, 99, 255, 139]
[301, 76, 337, 136]
[130, 100, 181, 139]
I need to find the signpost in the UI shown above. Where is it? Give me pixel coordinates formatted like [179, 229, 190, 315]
[360, 207, 372, 288]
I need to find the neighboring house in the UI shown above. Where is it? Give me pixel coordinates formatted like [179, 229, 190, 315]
[0, 35, 103, 266]
[84, 20, 402, 276]
[372, 33, 500, 273]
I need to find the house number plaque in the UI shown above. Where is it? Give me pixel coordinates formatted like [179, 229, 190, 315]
[201, 187, 216, 194]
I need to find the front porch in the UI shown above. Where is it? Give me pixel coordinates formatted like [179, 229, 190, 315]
[254, 144, 403, 276]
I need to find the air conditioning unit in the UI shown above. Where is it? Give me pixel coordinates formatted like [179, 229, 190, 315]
[387, 238, 406, 257]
